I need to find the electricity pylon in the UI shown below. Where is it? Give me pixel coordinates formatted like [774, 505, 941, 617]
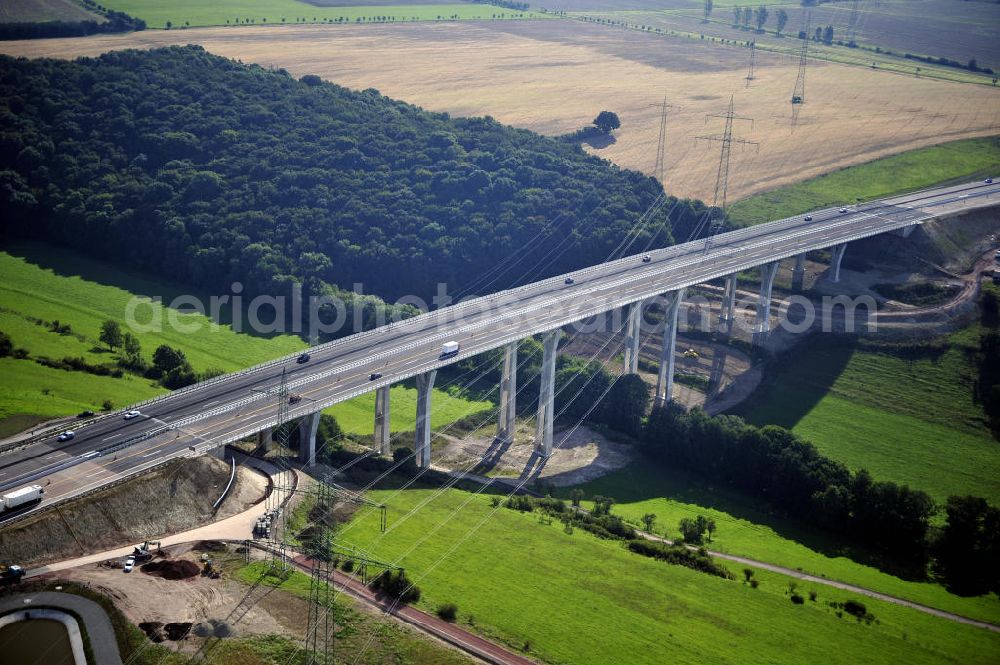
[696, 96, 758, 232]
[846, 0, 861, 46]
[649, 97, 675, 187]
[745, 42, 756, 87]
[791, 13, 810, 125]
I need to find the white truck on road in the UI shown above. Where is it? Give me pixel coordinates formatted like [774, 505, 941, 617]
[1, 485, 44, 513]
[440, 341, 460, 357]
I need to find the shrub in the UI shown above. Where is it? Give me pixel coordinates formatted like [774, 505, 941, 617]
[436, 603, 458, 622]
[790, 593, 805, 604]
[341, 559, 355, 573]
[370, 569, 421, 604]
[627, 539, 734, 580]
[750, 579, 759, 589]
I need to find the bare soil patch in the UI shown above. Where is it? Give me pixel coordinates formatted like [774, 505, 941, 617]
[436, 422, 634, 486]
[0, 455, 266, 567]
[1, 21, 997, 202]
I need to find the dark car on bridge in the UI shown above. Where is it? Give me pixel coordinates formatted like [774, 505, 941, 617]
[297, 353, 311, 364]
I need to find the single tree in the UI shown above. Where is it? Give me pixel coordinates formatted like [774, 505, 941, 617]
[153, 344, 187, 373]
[641, 513, 657, 532]
[703, 0, 713, 22]
[732, 6, 741, 26]
[99, 319, 123, 351]
[706, 518, 717, 541]
[814, 26, 822, 41]
[570, 488, 584, 507]
[123, 332, 141, 357]
[775, 8, 788, 35]
[823, 25, 834, 44]
[593, 111, 621, 134]
[754, 5, 768, 32]
[679, 517, 703, 543]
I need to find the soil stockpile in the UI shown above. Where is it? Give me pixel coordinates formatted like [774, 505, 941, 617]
[141, 559, 200, 580]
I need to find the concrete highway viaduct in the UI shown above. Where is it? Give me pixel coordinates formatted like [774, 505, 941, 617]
[1, 179, 997, 524]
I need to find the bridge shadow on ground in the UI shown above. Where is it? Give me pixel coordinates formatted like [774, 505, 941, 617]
[729, 335, 858, 430]
[565, 456, 931, 582]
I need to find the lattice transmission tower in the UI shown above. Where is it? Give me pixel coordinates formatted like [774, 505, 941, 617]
[649, 97, 675, 187]
[790, 13, 811, 125]
[745, 41, 756, 87]
[696, 96, 758, 232]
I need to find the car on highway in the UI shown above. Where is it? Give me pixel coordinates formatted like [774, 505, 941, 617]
[123, 410, 141, 420]
[370, 372, 382, 381]
[288, 394, 302, 404]
[57, 431, 75, 442]
[642, 255, 652, 263]
[297, 352, 311, 364]
[804, 215, 813, 221]
[77, 410, 95, 418]
[987, 178, 994, 184]
[838, 208, 849, 213]
[564, 277, 574, 285]
[123, 555, 135, 573]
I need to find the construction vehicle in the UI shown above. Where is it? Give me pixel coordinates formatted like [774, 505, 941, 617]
[1, 485, 43, 513]
[1, 564, 25, 584]
[683, 348, 700, 359]
[131, 540, 162, 561]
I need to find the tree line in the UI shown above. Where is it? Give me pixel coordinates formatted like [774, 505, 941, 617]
[0, 47, 698, 321]
[642, 405, 999, 593]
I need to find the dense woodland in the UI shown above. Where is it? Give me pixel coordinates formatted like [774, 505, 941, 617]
[0, 46, 702, 313]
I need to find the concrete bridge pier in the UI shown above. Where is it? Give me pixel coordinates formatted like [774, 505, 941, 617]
[535, 329, 560, 457]
[298, 412, 320, 466]
[623, 300, 643, 374]
[496, 342, 518, 444]
[895, 224, 916, 239]
[719, 274, 738, 337]
[655, 288, 685, 406]
[374, 385, 391, 456]
[414, 370, 437, 468]
[791, 253, 806, 291]
[829, 243, 848, 283]
[752, 261, 780, 346]
[256, 428, 272, 453]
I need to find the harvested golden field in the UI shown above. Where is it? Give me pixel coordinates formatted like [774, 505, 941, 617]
[3, 20, 998, 202]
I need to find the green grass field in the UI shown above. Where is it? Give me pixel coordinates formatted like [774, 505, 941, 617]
[0, 242, 492, 436]
[732, 335, 1000, 505]
[727, 136, 1000, 226]
[570, 461, 1000, 626]
[336, 486, 1000, 665]
[99, 1, 544, 28]
[0, 0, 103, 24]
[327, 382, 493, 435]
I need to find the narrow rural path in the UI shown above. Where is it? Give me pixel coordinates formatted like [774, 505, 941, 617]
[636, 527, 1000, 634]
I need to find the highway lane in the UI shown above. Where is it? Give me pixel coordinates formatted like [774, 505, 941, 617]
[1, 178, 997, 519]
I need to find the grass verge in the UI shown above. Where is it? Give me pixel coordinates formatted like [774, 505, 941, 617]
[727, 135, 1000, 226]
